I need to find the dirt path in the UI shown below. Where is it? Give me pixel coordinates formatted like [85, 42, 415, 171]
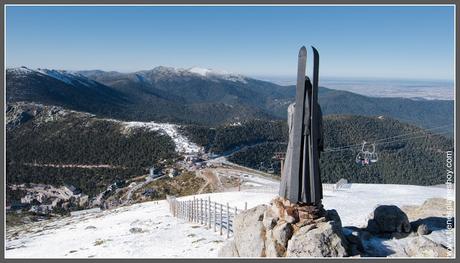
[196, 170, 224, 194]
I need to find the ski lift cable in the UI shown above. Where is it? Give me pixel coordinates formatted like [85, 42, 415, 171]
[373, 130, 452, 146]
[323, 130, 451, 153]
[372, 124, 453, 143]
[327, 124, 452, 150]
[325, 129, 451, 152]
[323, 124, 452, 152]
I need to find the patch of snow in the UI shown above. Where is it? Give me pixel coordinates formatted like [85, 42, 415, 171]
[188, 67, 213, 76]
[119, 121, 203, 155]
[36, 68, 96, 87]
[36, 69, 74, 85]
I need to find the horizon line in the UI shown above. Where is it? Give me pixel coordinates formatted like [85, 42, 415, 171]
[6, 65, 454, 83]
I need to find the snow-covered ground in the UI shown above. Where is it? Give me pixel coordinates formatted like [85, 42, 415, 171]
[6, 201, 225, 258]
[5, 183, 453, 258]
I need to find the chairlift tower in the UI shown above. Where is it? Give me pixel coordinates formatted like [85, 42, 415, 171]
[273, 152, 286, 176]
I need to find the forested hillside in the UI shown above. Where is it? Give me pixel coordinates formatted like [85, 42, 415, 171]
[182, 116, 453, 185]
[6, 103, 177, 197]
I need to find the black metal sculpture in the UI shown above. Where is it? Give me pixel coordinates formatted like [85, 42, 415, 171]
[279, 46, 324, 205]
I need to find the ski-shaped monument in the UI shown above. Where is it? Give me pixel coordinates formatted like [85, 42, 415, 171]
[280, 46, 324, 205]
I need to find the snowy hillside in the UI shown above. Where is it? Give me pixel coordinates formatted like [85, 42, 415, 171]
[9, 67, 97, 87]
[5, 183, 453, 258]
[114, 120, 203, 155]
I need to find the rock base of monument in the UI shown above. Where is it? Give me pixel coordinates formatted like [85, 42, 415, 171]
[218, 197, 349, 257]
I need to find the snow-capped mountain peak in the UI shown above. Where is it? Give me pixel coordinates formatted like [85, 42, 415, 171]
[147, 65, 247, 82]
[7, 66, 36, 75]
[7, 67, 98, 87]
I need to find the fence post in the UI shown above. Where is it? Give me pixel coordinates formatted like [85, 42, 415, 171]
[204, 199, 207, 227]
[195, 198, 198, 223]
[226, 203, 230, 239]
[208, 196, 211, 229]
[245, 202, 248, 211]
[192, 197, 195, 222]
[214, 202, 217, 232]
[220, 203, 223, 236]
[200, 199, 203, 225]
[234, 206, 238, 237]
[192, 198, 194, 222]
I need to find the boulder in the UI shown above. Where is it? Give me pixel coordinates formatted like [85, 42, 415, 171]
[272, 222, 293, 247]
[262, 207, 279, 230]
[286, 218, 348, 257]
[326, 209, 342, 229]
[232, 204, 267, 257]
[217, 240, 239, 257]
[404, 236, 450, 257]
[366, 219, 380, 234]
[219, 198, 349, 258]
[366, 205, 410, 233]
[265, 229, 286, 257]
[417, 224, 431, 236]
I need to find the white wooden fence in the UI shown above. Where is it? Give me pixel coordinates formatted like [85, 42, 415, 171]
[166, 196, 247, 238]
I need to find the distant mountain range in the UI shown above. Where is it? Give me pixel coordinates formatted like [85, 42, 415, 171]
[6, 66, 454, 133]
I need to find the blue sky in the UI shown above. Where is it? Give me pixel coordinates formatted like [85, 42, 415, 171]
[6, 5, 455, 80]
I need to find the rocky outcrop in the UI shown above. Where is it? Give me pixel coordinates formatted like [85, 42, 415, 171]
[218, 197, 349, 258]
[218, 200, 452, 258]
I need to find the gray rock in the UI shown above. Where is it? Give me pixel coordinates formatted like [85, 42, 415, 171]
[232, 204, 268, 257]
[129, 227, 146, 233]
[405, 236, 450, 257]
[217, 240, 239, 257]
[272, 222, 293, 247]
[326, 209, 342, 229]
[286, 221, 348, 257]
[263, 208, 279, 230]
[344, 230, 361, 245]
[265, 230, 286, 257]
[360, 231, 372, 241]
[366, 219, 379, 234]
[367, 205, 411, 233]
[417, 224, 431, 236]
